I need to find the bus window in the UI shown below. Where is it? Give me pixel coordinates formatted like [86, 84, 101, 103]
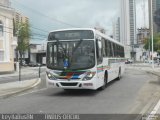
[102, 38, 106, 57]
[108, 41, 112, 57]
[96, 39, 103, 64]
[113, 43, 116, 57]
[105, 40, 108, 57]
[110, 42, 114, 57]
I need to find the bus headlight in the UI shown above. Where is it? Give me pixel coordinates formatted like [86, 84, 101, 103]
[82, 72, 96, 81]
[46, 71, 57, 80]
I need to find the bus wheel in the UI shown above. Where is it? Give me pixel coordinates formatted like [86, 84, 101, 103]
[99, 72, 108, 90]
[117, 68, 121, 80]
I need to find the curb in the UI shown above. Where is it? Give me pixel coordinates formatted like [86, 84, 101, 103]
[0, 78, 41, 99]
[146, 71, 160, 78]
[126, 67, 160, 78]
[127, 67, 160, 116]
[0, 72, 39, 78]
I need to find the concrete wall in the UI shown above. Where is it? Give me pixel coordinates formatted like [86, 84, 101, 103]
[30, 53, 36, 63]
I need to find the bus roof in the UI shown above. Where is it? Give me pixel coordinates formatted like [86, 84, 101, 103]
[49, 28, 95, 33]
[49, 28, 124, 47]
[94, 29, 124, 47]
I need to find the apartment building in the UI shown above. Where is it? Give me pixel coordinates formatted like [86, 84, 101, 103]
[120, 0, 136, 59]
[148, 0, 160, 34]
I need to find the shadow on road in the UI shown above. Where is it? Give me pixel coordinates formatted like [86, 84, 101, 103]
[149, 77, 160, 85]
[46, 78, 120, 97]
[49, 89, 100, 97]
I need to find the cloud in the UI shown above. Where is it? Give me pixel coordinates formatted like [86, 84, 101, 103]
[11, 0, 120, 32]
[11, 0, 148, 42]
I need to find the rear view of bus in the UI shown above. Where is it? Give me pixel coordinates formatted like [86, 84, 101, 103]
[46, 28, 125, 90]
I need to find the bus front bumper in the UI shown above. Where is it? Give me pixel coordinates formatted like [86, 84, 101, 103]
[47, 79, 97, 90]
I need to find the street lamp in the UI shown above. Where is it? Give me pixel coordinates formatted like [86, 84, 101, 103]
[150, 0, 154, 69]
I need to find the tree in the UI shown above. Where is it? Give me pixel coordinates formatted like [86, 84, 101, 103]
[15, 22, 31, 63]
[14, 22, 31, 81]
[144, 33, 160, 52]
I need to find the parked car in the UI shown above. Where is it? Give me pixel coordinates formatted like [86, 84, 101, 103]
[125, 59, 133, 64]
[20, 60, 27, 67]
[28, 62, 38, 67]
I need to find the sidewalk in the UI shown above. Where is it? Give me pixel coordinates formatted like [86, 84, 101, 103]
[127, 63, 160, 77]
[0, 66, 46, 78]
[0, 78, 41, 99]
[127, 63, 160, 117]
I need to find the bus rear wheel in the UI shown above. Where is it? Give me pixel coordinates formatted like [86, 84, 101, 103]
[116, 68, 121, 80]
[99, 72, 108, 90]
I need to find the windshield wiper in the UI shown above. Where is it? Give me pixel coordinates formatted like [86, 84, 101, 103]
[73, 39, 83, 53]
[55, 39, 67, 57]
[69, 39, 83, 69]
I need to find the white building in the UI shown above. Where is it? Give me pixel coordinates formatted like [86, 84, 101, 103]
[113, 17, 120, 42]
[120, 0, 136, 59]
[136, 28, 150, 61]
[30, 42, 46, 65]
[0, 0, 17, 73]
[148, 0, 160, 34]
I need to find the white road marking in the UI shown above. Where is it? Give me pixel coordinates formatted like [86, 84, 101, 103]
[146, 99, 160, 120]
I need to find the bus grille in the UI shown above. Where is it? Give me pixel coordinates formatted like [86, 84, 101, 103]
[60, 82, 78, 86]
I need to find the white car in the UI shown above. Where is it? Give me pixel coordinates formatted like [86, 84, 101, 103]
[125, 59, 133, 64]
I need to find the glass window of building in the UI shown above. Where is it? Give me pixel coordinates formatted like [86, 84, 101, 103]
[0, 20, 3, 37]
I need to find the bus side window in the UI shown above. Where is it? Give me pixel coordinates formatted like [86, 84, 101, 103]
[96, 39, 103, 65]
[102, 38, 106, 57]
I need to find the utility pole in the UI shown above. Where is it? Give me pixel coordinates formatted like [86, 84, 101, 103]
[16, 25, 24, 81]
[150, 0, 154, 69]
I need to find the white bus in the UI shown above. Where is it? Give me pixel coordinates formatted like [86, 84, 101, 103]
[46, 28, 125, 90]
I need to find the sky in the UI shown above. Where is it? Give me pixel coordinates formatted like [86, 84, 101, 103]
[10, 0, 148, 43]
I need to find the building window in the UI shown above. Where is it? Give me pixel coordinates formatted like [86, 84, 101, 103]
[0, 51, 4, 61]
[0, 20, 3, 37]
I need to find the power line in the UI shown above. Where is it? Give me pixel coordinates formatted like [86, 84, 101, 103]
[0, 30, 48, 39]
[0, 14, 49, 33]
[1, 25, 48, 37]
[31, 26, 48, 33]
[12, 0, 80, 28]
[31, 32, 47, 37]
[31, 37, 46, 40]
[31, 35, 47, 39]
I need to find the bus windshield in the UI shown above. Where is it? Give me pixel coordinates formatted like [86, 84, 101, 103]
[47, 40, 95, 70]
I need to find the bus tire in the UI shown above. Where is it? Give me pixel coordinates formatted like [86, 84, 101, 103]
[117, 68, 121, 80]
[99, 72, 108, 90]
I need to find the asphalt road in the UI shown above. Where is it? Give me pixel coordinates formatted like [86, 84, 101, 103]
[0, 69, 160, 120]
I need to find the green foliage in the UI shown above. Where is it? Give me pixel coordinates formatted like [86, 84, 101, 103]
[16, 22, 31, 55]
[144, 33, 160, 52]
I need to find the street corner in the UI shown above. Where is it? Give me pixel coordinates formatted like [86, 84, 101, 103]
[0, 78, 41, 99]
[147, 70, 160, 78]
